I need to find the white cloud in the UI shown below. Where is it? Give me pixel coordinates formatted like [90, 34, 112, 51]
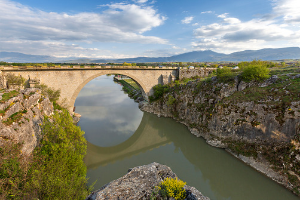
[192, 1, 300, 53]
[134, 0, 148, 3]
[0, 0, 167, 57]
[273, 0, 300, 23]
[201, 11, 213, 14]
[217, 13, 229, 18]
[181, 16, 194, 24]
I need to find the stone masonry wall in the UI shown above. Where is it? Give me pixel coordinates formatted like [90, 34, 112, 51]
[179, 68, 215, 80]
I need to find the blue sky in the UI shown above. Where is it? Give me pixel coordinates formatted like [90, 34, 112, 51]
[0, 0, 299, 58]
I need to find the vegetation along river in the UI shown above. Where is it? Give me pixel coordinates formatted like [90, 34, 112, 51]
[74, 75, 299, 200]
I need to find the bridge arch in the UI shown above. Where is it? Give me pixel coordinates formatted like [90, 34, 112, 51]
[69, 70, 148, 112]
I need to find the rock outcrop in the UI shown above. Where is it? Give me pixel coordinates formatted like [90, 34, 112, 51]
[141, 76, 300, 144]
[0, 88, 54, 155]
[86, 162, 209, 200]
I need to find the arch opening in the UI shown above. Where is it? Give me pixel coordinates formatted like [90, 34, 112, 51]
[69, 71, 148, 112]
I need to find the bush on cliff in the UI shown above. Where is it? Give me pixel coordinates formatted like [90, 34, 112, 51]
[155, 177, 186, 200]
[6, 73, 26, 88]
[216, 67, 235, 82]
[240, 64, 270, 82]
[28, 109, 89, 199]
[149, 84, 170, 102]
[0, 109, 90, 199]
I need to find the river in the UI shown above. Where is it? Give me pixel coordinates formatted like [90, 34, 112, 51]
[74, 75, 299, 200]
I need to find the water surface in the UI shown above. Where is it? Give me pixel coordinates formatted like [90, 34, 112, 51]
[75, 75, 299, 200]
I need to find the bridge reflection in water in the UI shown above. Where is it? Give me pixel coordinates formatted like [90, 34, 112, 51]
[84, 112, 298, 200]
[84, 112, 172, 168]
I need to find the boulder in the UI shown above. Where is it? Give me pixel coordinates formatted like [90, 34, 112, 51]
[87, 163, 209, 200]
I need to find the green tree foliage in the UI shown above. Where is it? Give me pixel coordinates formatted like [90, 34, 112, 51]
[29, 109, 89, 199]
[122, 62, 132, 66]
[216, 67, 234, 82]
[0, 109, 90, 199]
[238, 60, 280, 69]
[0, 142, 28, 199]
[149, 84, 170, 102]
[240, 64, 270, 82]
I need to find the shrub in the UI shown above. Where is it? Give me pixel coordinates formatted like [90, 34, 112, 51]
[6, 74, 25, 86]
[149, 84, 170, 102]
[0, 142, 28, 199]
[36, 84, 61, 102]
[0, 109, 90, 199]
[240, 64, 270, 82]
[166, 95, 176, 106]
[216, 67, 234, 82]
[156, 177, 186, 200]
[6, 73, 26, 89]
[28, 109, 89, 199]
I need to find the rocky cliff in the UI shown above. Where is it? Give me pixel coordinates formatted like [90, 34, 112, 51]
[86, 162, 209, 200]
[0, 88, 54, 155]
[140, 73, 300, 195]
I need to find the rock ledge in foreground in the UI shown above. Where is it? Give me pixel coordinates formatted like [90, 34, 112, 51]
[86, 162, 209, 200]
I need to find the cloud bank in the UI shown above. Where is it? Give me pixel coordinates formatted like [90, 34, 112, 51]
[193, 0, 300, 53]
[0, 0, 167, 57]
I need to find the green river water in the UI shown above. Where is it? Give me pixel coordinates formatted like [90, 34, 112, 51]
[74, 75, 299, 200]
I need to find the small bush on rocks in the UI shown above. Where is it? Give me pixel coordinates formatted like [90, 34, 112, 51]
[156, 177, 186, 200]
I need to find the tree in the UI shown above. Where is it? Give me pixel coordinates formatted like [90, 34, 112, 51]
[123, 62, 132, 66]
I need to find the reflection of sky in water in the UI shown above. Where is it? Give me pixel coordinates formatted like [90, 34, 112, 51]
[74, 75, 143, 147]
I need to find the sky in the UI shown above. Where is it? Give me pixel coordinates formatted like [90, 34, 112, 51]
[0, 0, 300, 58]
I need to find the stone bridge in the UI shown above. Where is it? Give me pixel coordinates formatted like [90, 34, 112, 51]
[0, 66, 214, 112]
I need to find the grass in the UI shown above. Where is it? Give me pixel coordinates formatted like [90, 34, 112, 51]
[123, 79, 140, 90]
[0, 90, 19, 103]
[0, 110, 5, 116]
[269, 66, 300, 76]
[222, 76, 300, 105]
[2, 110, 27, 126]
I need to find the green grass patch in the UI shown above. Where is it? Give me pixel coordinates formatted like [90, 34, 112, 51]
[0, 90, 19, 103]
[2, 110, 27, 126]
[123, 79, 140, 90]
[0, 110, 5, 116]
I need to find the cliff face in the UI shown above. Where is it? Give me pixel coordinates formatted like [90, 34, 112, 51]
[142, 76, 300, 145]
[141, 74, 300, 194]
[0, 88, 54, 155]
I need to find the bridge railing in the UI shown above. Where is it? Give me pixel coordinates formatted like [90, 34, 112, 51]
[0, 65, 180, 70]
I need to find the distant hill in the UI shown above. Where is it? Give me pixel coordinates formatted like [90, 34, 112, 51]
[1, 47, 300, 63]
[0, 52, 58, 63]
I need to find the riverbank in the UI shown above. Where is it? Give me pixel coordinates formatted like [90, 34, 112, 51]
[114, 75, 144, 102]
[140, 66, 300, 196]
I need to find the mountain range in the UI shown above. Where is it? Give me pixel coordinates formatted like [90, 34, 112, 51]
[1, 47, 300, 63]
